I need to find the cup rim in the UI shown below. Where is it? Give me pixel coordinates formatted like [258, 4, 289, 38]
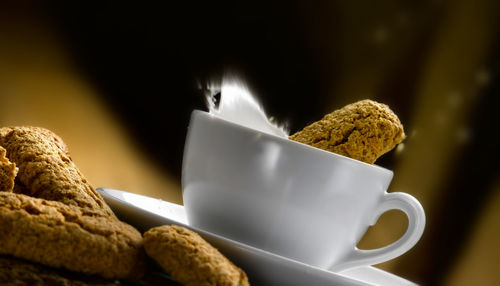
[191, 110, 394, 177]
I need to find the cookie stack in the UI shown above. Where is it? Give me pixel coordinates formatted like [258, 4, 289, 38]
[0, 127, 249, 286]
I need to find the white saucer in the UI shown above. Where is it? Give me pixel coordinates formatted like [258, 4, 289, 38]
[97, 188, 417, 286]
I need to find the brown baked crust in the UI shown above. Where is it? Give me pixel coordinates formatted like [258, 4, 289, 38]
[144, 225, 250, 286]
[0, 146, 17, 192]
[289, 99, 405, 164]
[0, 192, 144, 280]
[0, 126, 114, 217]
[0, 255, 119, 286]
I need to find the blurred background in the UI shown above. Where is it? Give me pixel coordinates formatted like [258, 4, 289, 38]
[0, 1, 498, 285]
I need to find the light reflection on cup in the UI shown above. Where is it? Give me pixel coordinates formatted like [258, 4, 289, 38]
[182, 110, 425, 272]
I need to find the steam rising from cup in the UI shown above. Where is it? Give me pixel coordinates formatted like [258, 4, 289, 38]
[205, 77, 288, 138]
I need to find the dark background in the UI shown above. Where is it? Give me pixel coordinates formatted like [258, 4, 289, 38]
[1, 1, 499, 285]
[50, 1, 335, 178]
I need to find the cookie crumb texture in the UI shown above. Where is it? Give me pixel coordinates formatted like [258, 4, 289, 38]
[0, 127, 114, 216]
[0, 146, 17, 193]
[0, 126, 146, 280]
[144, 225, 250, 286]
[0, 192, 144, 280]
[290, 99, 405, 164]
[0, 255, 119, 286]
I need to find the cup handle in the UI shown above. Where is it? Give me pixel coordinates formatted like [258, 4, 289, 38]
[329, 192, 426, 273]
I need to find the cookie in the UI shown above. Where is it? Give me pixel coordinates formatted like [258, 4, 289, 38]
[0, 192, 144, 280]
[144, 225, 249, 286]
[0, 255, 119, 286]
[0, 146, 17, 192]
[0, 127, 114, 216]
[289, 99, 405, 164]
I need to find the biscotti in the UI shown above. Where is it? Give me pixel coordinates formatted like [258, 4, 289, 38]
[0, 192, 144, 280]
[290, 99, 405, 163]
[0, 126, 114, 216]
[144, 225, 249, 286]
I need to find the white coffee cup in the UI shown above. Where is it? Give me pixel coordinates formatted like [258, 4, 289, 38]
[182, 110, 425, 272]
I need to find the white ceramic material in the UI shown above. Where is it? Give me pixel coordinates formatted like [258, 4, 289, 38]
[182, 110, 425, 272]
[97, 188, 418, 286]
